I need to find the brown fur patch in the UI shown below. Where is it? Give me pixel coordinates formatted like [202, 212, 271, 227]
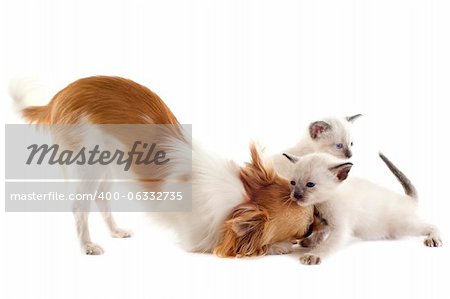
[23, 76, 180, 126]
[214, 203, 270, 257]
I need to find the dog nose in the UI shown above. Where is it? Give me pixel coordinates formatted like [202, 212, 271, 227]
[294, 192, 303, 200]
[345, 149, 352, 158]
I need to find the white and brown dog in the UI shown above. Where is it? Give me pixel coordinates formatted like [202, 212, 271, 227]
[12, 76, 325, 256]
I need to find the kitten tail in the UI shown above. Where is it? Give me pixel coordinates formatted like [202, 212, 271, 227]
[378, 152, 417, 199]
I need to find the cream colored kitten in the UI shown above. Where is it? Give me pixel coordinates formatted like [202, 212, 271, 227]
[283, 152, 442, 265]
[271, 114, 361, 178]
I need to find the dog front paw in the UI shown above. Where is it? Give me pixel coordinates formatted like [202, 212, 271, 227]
[83, 242, 104, 255]
[299, 254, 321, 265]
[111, 229, 133, 238]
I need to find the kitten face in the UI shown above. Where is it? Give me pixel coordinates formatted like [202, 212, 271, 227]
[308, 114, 361, 159]
[283, 153, 352, 206]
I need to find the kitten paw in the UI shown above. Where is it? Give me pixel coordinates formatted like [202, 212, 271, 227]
[267, 242, 293, 255]
[300, 238, 316, 248]
[300, 254, 321, 265]
[83, 243, 104, 255]
[424, 237, 442, 247]
[111, 229, 133, 238]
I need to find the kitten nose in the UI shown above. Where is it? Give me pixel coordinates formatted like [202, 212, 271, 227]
[345, 149, 352, 158]
[294, 192, 303, 200]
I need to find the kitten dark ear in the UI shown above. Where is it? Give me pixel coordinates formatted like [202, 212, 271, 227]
[329, 162, 353, 181]
[309, 121, 331, 139]
[283, 153, 299, 164]
[345, 114, 362, 123]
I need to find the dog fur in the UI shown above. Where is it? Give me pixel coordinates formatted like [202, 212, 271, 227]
[12, 75, 319, 256]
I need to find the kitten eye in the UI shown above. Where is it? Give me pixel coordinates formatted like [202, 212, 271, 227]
[290, 180, 296, 186]
[336, 143, 343, 149]
[350, 141, 354, 146]
[306, 182, 315, 188]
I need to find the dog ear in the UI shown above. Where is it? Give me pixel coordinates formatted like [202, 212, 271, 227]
[214, 203, 269, 257]
[309, 121, 331, 139]
[345, 114, 362, 123]
[240, 143, 277, 194]
[329, 162, 353, 181]
[248, 143, 272, 179]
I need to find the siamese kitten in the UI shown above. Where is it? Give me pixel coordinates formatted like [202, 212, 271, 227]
[270, 114, 362, 178]
[283, 152, 442, 265]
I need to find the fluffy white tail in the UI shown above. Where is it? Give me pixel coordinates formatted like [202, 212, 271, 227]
[9, 77, 51, 123]
[9, 77, 48, 111]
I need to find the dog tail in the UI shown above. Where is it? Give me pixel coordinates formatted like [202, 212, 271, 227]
[9, 78, 50, 124]
[379, 152, 417, 199]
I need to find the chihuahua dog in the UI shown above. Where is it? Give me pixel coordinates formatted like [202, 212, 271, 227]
[283, 151, 442, 265]
[12, 76, 323, 256]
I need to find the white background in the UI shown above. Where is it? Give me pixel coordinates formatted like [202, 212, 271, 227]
[1, 0, 449, 298]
